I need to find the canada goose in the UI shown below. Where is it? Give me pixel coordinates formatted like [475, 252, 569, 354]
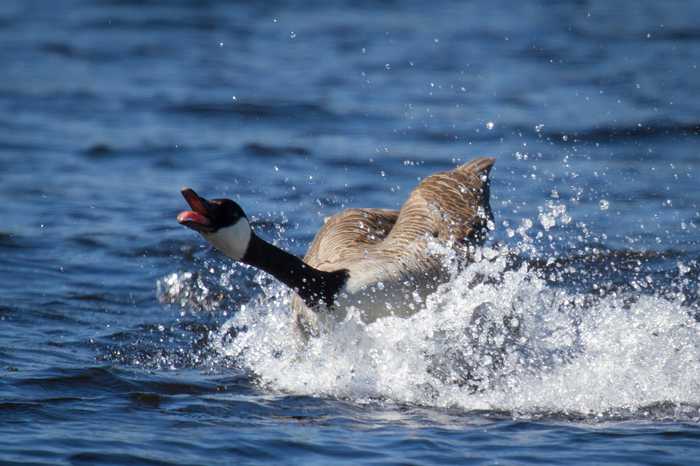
[177, 157, 495, 337]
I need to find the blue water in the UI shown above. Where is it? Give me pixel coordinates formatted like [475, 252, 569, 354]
[2, 0, 700, 464]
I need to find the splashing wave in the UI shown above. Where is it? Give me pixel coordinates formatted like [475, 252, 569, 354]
[193, 243, 700, 420]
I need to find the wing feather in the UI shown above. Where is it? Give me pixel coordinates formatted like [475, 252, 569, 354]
[303, 208, 399, 269]
[304, 157, 494, 270]
[387, 156, 495, 247]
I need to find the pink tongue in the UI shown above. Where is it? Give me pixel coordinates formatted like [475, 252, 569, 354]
[177, 210, 211, 226]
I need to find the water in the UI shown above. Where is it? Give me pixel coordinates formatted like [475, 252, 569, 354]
[2, 0, 700, 464]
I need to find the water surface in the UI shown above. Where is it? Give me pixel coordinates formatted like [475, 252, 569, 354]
[1, 0, 699, 464]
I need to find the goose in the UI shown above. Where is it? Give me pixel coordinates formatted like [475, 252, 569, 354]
[177, 156, 495, 337]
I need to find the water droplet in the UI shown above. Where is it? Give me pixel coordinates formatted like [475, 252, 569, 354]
[599, 199, 609, 211]
[218, 42, 224, 47]
[539, 212, 555, 231]
[290, 31, 296, 39]
[520, 218, 533, 230]
[486, 121, 495, 130]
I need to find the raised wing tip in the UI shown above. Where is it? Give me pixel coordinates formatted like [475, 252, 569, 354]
[458, 156, 496, 175]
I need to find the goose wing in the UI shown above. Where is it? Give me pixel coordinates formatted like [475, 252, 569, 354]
[304, 156, 495, 270]
[303, 208, 399, 269]
[383, 156, 495, 251]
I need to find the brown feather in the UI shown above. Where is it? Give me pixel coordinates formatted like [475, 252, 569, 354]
[292, 157, 495, 334]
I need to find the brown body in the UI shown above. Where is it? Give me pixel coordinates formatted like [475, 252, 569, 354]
[292, 157, 495, 334]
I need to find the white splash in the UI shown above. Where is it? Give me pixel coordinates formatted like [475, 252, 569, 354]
[210, 243, 700, 418]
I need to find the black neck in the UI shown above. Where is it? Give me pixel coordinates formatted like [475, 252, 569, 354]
[241, 233, 348, 310]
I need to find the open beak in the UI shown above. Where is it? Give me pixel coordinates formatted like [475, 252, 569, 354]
[177, 188, 215, 233]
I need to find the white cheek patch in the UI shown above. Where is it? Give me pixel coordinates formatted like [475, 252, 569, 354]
[204, 217, 251, 260]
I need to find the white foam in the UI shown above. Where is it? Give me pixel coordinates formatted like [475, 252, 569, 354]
[209, 243, 700, 419]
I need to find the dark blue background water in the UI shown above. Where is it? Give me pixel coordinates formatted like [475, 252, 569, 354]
[2, 1, 700, 464]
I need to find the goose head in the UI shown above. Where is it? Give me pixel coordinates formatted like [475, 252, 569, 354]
[177, 188, 251, 260]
